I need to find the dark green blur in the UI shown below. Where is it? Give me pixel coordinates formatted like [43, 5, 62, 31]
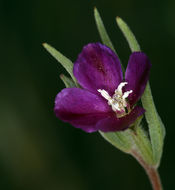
[0, 0, 174, 189]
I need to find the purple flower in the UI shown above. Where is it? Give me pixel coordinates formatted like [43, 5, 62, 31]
[54, 43, 151, 133]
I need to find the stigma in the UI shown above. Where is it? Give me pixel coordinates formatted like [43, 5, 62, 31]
[98, 82, 132, 117]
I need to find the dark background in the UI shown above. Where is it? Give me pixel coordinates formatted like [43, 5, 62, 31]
[0, 0, 174, 189]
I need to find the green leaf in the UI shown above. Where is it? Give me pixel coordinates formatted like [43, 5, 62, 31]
[99, 130, 132, 153]
[94, 8, 116, 54]
[141, 85, 165, 166]
[60, 74, 76, 88]
[100, 125, 154, 166]
[130, 126, 154, 165]
[116, 17, 140, 52]
[116, 17, 165, 166]
[94, 8, 124, 71]
[43, 43, 77, 84]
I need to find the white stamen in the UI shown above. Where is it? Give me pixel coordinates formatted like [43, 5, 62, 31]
[98, 82, 133, 116]
[111, 102, 121, 111]
[97, 89, 111, 100]
[123, 90, 133, 99]
[115, 82, 128, 94]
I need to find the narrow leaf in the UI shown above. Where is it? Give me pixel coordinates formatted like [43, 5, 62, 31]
[94, 8, 116, 53]
[94, 8, 124, 71]
[43, 43, 77, 83]
[130, 126, 154, 165]
[116, 17, 140, 52]
[99, 130, 132, 153]
[141, 85, 165, 166]
[60, 74, 76, 88]
[116, 17, 165, 166]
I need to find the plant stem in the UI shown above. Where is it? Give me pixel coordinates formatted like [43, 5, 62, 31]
[131, 150, 163, 190]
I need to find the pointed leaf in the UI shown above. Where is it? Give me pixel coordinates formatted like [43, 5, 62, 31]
[130, 126, 154, 165]
[60, 74, 76, 88]
[116, 17, 140, 52]
[141, 85, 165, 166]
[94, 8, 124, 71]
[94, 8, 116, 53]
[116, 17, 165, 166]
[43, 43, 77, 83]
[99, 130, 132, 153]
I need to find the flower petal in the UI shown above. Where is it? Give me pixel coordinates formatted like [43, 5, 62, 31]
[73, 43, 123, 95]
[54, 87, 112, 132]
[96, 106, 145, 132]
[125, 52, 151, 106]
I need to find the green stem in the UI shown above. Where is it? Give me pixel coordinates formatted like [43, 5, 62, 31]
[131, 150, 163, 190]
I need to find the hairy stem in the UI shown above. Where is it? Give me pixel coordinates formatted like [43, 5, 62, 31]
[131, 150, 163, 190]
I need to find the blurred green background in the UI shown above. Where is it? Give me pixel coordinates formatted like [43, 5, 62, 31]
[0, 0, 174, 189]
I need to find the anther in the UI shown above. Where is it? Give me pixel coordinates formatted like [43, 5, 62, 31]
[98, 82, 133, 115]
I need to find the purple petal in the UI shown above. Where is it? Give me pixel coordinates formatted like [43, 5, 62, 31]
[96, 106, 145, 132]
[54, 87, 112, 133]
[73, 43, 123, 95]
[125, 52, 151, 106]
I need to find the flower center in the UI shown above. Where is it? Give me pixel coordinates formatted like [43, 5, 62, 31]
[98, 82, 133, 118]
